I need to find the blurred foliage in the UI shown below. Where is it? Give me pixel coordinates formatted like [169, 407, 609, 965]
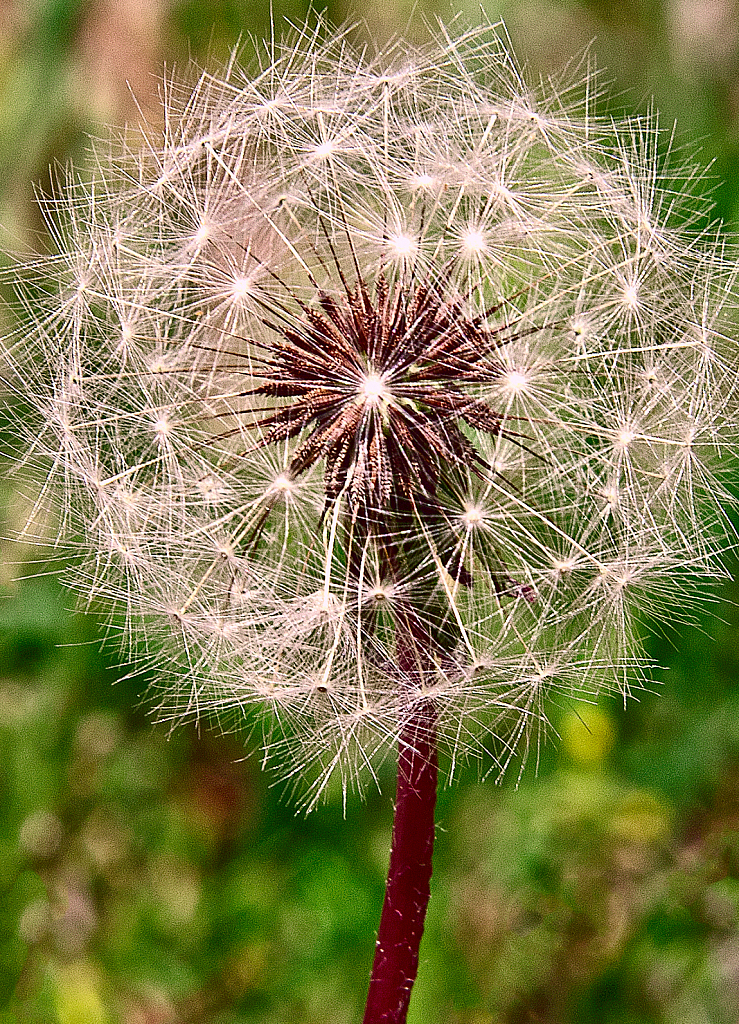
[1, 0, 739, 1022]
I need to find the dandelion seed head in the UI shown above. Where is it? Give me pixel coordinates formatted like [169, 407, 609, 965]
[3, 18, 738, 806]
[311, 138, 336, 161]
[266, 472, 296, 498]
[460, 228, 487, 256]
[147, 354, 171, 376]
[196, 473, 230, 505]
[119, 320, 135, 346]
[615, 424, 637, 449]
[600, 484, 621, 510]
[304, 589, 340, 620]
[213, 536, 236, 560]
[229, 576, 258, 607]
[501, 369, 530, 395]
[256, 96, 282, 116]
[311, 675, 333, 695]
[359, 373, 389, 406]
[489, 179, 516, 205]
[388, 232, 416, 258]
[460, 504, 486, 530]
[152, 413, 171, 442]
[191, 218, 212, 250]
[409, 172, 436, 190]
[229, 275, 254, 302]
[365, 582, 394, 604]
[551, 556, 577, 577]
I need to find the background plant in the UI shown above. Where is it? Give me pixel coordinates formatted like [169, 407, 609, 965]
[2, 3, 739, 1024]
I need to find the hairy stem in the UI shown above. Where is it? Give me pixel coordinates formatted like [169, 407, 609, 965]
[362, 699, 438, 1024]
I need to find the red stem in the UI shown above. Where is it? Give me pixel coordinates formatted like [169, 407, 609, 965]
[362, 700, 438, 1024]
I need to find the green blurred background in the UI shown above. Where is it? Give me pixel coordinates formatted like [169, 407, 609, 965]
[2, 1, 739, 1022]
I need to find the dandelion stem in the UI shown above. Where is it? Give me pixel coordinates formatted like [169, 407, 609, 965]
[363, 698, 438, 1024]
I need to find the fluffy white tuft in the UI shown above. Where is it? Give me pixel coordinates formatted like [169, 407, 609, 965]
[2, 18, 738, 810]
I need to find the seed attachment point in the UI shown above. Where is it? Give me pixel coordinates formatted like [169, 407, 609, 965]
[359, 373, 389, 406]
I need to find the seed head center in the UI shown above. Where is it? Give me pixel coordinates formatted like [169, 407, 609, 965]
[461, 504, 485, 529]
[360, 373, 388, 406]
[267, 473, 295, 498]
[503, 369, 530, 394]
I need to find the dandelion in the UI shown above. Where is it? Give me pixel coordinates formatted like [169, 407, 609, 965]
[2, 18, 738, 1023]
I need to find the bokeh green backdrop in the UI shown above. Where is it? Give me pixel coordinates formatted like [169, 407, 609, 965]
[2, 1, 739, 1022]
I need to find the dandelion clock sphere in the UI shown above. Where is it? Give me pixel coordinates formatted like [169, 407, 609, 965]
[3, 19, 738, 1022]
